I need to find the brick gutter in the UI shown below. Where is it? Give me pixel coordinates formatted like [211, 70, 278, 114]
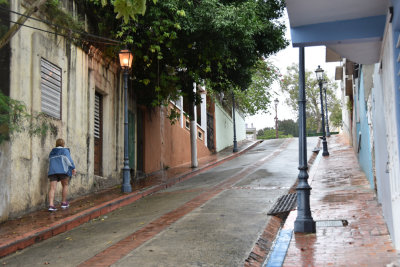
[245, 138, 321, 267]
[0, 140, 262, 258]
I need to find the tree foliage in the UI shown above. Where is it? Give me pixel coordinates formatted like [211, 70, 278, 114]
[95, 0, 148, 23]
[0, 91, 58, 145]
[280, 63, 341, 133]
[233, 60, 280, 116]
[329, 99, 342, 128]
[112, 0, 288, 113]
[278, 119, 298, 137]
[256, 127, 291, 139]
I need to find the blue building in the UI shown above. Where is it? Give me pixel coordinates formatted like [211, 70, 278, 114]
[285, 0, 400, 249]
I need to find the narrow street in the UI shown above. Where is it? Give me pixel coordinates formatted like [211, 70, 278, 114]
[2, 138, 317, 267]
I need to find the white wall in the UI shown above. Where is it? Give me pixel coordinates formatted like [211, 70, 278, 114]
[380, 22, 400, 249]
[372, 63, 393, 240]
[215, 102, 246, 152]
[340, 60, 353, 145]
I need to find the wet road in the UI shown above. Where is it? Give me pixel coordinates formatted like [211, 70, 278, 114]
[2, 137, 317, 267]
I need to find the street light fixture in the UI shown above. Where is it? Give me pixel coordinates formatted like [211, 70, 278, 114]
[119, 48, 133, 193]
[315, 65, 329, 156]
[232, 91, 238, 152]
[274, 98, 279, 139]
[323, 82, 331, 137]
[294, 48, 315, 233]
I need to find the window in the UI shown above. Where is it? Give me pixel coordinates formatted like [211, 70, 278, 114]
[41, 58, 62, 119]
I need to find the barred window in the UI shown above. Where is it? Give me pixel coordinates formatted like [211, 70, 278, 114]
[41, 58, 61, 119]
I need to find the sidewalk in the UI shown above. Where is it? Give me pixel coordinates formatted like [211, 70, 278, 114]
[267, 134, 400, 267]
[0, 139, 260, 258]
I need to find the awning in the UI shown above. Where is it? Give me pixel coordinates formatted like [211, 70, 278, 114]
[285, 0, 390, 64]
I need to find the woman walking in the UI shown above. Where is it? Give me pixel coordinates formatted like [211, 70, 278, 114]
[47, 138, 76, 212]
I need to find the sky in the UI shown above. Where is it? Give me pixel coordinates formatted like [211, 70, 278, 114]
[245, 11, 341, 130]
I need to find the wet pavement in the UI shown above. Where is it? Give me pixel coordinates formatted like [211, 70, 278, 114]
[3, 134, 398, 267]
[0, 138, 317, 266]
[0, 139, 259, 258]
[278, 134, 400, 267]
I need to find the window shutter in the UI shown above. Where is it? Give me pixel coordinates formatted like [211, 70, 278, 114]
[94, 93, 101, 139]
[41, 58, 62, 119]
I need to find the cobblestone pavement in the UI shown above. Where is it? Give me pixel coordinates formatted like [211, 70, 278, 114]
[281, 135, 400, 267]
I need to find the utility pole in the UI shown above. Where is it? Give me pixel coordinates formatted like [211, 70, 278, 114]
[274, 98, 279, 139]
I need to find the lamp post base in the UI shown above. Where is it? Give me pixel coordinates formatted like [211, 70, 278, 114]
[322, 138, 329, 156]
[122, 167, 132, 193]
[294, 219, 316, 233]
[233, 140, 238, 152]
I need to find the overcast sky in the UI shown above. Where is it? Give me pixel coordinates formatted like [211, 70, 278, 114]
[245, 10, 341, 130]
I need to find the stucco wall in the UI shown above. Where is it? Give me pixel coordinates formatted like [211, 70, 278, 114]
[236, 111, 246, 142]
[0, 142, 11, 222]
[3, 1, 125, 220]
[215, 102, 246, 152]
[143, 105, 212, 174]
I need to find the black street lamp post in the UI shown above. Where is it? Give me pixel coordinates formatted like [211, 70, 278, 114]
[323, 82, 331, 137]
[274, 98, 279, 139]
[294, 47, 316, 233]
[232, 91, 238, 152]
[315, 66, 329, 156]
[119, 48, 133, 193]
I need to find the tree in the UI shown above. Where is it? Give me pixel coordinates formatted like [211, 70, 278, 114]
[232, 60, 280, 116]
[278, 119, 298, 137]
[280, 63, 340, 133]
[113, 0, 288, 113]
[329, 99, 342, 128]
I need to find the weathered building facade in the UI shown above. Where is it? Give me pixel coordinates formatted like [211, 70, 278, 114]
[0, 0, 247, 222]
[0, 0, 127, 221]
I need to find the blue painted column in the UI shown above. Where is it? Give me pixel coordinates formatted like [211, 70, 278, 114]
[294, 47, 316, 233]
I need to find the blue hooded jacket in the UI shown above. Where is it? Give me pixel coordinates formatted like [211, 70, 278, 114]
[48, 147, 76, 177]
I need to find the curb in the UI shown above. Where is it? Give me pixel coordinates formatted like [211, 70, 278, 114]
[0, 140, 261, 258]
[245, 139, 321, 267]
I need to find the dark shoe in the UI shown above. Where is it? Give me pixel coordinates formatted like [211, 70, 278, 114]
[48, 206, 57, 212]
[61, 202, 69, 209]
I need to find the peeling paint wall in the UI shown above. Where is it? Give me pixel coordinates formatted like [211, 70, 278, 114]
[355, 67, 374, 188]
[2, 1, 125, 220]
[382, 22, 400, 250]
[0, 142, 11, 222]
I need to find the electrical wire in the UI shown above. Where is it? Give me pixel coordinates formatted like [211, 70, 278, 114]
[7, 19, 119, 45]
[0, 6, 122, 45]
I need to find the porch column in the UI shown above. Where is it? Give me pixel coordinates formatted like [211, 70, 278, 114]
[190, 82, 198, 168]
